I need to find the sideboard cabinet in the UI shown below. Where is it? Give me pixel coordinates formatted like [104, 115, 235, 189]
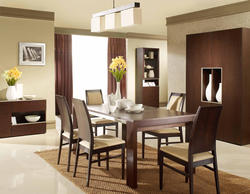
[0, 99, 46, 138]
[186, 28, 250, 145]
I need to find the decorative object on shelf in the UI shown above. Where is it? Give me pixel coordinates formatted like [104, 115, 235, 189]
[19, 42, 46, 66]
[109, 56, 128, 100]
[205, 74, 212, 101]
[144, 55, 149, 59]
[115, 97, 133, 109]
[216, 83, 222, 103]
[148, 70, 155, 78]
[146, 65, 153, 69]
[23, 95, 36, 100]
[144, 72, 147, 78]
[91, 2, 142, 32]
[25, 115, 41, 123]
[2, 67, 22, 101]
[149, 52, 154, 59]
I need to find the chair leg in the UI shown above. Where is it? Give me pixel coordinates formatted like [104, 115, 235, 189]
[179, 127, 184, 143]
[115, 123, 118, 137]
[67, 139, 72, 172]
[122, 145, 125, 179]
[86, 152, 93, 187]
[165, 137, 169, 146]
[73, 139, 80, 177]
[213, 151, 220, 194]
[142, 132, 145, 159]
[157, 135, 161, 165]
[57, 134, 63, 164]
[94, 125, 98, 137]
[188, 159, 194, 194]
[98, 153, 101, 166]
[159, 151, 163, 190]
[185, 166, 188, 183]
[103, 126, 105, 135]
[106, 151, 109, 170]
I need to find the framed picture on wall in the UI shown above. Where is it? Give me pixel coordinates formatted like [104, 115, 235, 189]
[19, 42, 46, 65]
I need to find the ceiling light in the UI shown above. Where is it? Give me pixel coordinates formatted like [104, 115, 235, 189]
[91, 2, 142, 32]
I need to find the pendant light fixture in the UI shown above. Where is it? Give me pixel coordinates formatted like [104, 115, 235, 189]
[91, 1, 142, 32]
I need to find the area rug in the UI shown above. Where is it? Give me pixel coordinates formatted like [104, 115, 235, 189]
[35, 144, 250, 194]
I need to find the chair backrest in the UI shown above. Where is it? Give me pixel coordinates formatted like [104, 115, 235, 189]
[166, 92, 186, 112]
[189, 105, 222, 155]
[85, 89, 103, 105]
[72, 98, 94, 149]
[55, 95, 73, 134]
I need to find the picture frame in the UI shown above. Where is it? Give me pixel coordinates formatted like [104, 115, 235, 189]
[19, 42, 46, 65]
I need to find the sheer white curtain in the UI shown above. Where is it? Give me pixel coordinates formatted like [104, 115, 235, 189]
[72, 35, 108, 101]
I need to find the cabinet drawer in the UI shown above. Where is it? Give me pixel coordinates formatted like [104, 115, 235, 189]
[12, 123, 46, 136]
[12, 100, 46, 113]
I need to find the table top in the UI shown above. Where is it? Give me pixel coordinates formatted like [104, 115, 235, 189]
[87, 104, 195, 128]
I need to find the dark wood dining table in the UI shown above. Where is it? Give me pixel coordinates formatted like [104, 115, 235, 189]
[87, 104, 195, 189]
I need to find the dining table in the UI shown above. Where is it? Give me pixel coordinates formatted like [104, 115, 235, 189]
[87, 104, 195, 189]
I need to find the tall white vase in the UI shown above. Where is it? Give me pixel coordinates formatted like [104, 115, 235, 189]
[6, 85, 17, 101]
[115, 82, 121, 100]
[216, 83, 222, 103]
[205, 74, 212, 101]
[148, 70, 155, 78]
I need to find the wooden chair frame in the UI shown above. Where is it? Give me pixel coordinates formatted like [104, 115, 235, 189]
[72, 98, 125, 187]
[85, 89, 118, 137]
[159, 105, 222, 194]
[142, 92, 186, 163]
[56, 95, 77, 172]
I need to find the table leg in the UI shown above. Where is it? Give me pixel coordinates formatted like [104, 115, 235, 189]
[126, 121, 137, 188]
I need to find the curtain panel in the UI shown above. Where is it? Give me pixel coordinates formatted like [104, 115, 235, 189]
[108, 38, 127, 98]
[55, 34, 73, 114]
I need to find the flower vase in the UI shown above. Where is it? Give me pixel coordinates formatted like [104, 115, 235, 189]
[205, 74, 212, 101]
[6, 85, 17, 101]
[216, 83, 222, 103]
[115, 82, 121, 100]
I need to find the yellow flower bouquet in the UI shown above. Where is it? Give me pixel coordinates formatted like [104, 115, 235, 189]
[109, 56, 128, 82]
[2, 67, 22, 86]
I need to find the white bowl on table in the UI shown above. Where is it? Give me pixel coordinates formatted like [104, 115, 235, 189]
[127, 104, 143, 110]
[25, 115, 41, 122]
[23, 95, 36, 100]
[115, 98, 134, 109]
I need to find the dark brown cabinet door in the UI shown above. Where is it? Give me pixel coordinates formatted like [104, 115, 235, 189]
[212, 29, 242, 143]
[0, 102, 12, 138]
[186, 32, 212, 114]
[143, 87, 159, 107]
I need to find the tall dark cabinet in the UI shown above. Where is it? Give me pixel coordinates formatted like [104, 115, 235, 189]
[186, 28, 250, 145]
[136, 48, 159, 107]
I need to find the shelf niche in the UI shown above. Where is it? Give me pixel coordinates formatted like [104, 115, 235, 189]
[201, 68, 222, 103]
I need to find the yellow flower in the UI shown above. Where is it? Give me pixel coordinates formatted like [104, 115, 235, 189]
[109, 56, 128, 82]
[1, 67, 22, 86]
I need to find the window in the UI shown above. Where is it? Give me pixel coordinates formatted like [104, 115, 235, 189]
[72, 35, 108, 101]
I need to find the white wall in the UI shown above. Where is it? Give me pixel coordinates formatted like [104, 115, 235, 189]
[126, 38, 168, 103]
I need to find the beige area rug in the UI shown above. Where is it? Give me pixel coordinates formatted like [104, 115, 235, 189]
[35, 144, 250, 194]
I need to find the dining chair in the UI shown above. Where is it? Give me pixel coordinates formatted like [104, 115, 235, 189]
[85, 89, 118, 137]
[142, 92, 186, 163]
[159, 105, 222, 194]
[72, 98, 125, 187]
[56, 94, 78, 172]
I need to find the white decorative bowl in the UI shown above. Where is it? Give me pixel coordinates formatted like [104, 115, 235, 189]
[127, 104, 143, 110]
[25, 115, 41, 122]
[23, 95, 36, 100]
[115, 98, 134, 109]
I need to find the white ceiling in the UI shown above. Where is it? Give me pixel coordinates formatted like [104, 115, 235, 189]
[0, 0, 248, 35]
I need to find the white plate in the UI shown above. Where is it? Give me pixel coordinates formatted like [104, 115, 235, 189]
[125, 108, 144, 113]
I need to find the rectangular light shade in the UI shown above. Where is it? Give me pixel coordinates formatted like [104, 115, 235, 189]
[121, 8, 142, 27]
[91, 16, 105, 32]
[105, 12, 121, 30]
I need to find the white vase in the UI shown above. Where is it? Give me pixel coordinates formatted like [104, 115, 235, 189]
[115, 82, 121, 100]
[205, 74, 212, 101]
[148, 70, 155, 78]
[216, 83, 222, 103]
[6, 85, 17, 101]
